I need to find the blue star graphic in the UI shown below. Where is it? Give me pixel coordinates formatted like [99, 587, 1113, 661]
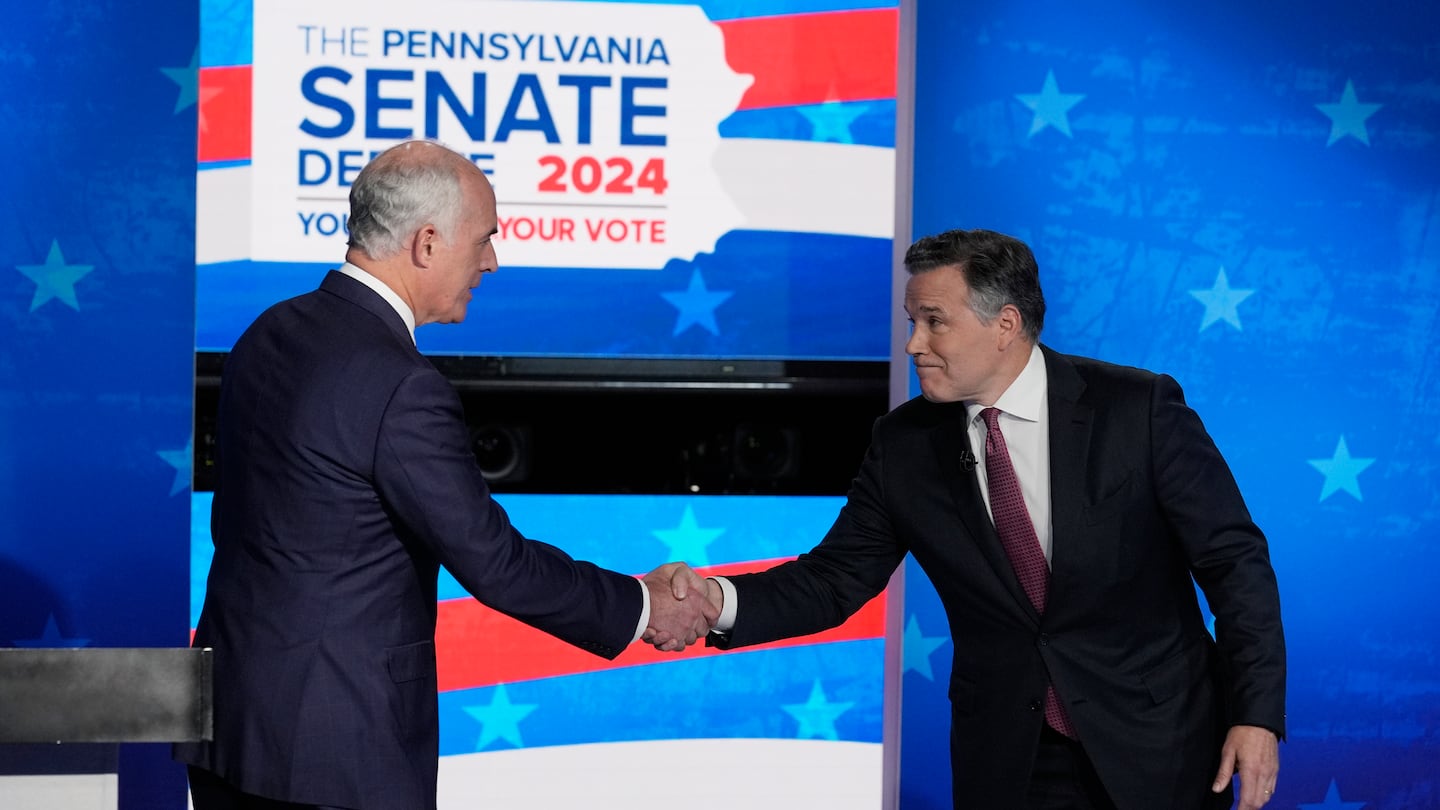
[13, 614, 91, 648]
[1316, 80, 1382, 147]
[1188, 267, 1254, 332]
[157, 439, 193, 496]
[1015, 70, 1085, 138]
[797, 100, 868, 144]
[1299, 778, 1367, 810]
[781, 679, 854, 741]
[160, 47, 201, 113]
[1307, 436, 1375, 502]
[902, 614, 949, 680]
[661, 269, 733, 337]
[462, 683, 537, 750]
[16, 240, 94, 312]
[651, 504, 725, 567]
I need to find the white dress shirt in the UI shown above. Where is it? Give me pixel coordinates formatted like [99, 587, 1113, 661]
[337, 262, 417, 344]
[967, 343, 1054, 564]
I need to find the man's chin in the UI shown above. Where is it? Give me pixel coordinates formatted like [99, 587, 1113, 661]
[918, 386, 960, 404]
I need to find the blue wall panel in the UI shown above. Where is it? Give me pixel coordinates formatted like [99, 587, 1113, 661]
[901, 0, 1439, 807]
[0, 1, 198, 807]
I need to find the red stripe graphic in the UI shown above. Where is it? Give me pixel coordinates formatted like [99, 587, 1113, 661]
[435, 558, 887, 692]
[717, 8, 898, 110]
[198, 65, 251, 163]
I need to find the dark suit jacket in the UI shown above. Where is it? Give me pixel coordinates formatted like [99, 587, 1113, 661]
[174, 271, 642, 809]
[713, 345, 1285, 810]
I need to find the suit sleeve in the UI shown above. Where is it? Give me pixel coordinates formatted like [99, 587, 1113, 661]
[713, 418, 906, 649]
[373, 367, 642, 659]
[1151, 373, 1287, 737]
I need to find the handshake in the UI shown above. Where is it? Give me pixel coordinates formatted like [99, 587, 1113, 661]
[640, 562, 724, 652]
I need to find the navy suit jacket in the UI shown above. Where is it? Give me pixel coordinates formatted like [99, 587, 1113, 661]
[175, 271, 642, 809]
[713, 346, 1285, 810]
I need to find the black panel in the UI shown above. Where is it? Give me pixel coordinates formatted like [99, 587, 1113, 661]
[194, 353, 889, 495]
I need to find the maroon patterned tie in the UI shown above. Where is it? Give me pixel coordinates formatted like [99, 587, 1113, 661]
[981, 407, 1077, 738]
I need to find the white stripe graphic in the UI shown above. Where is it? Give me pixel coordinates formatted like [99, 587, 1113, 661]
[714, 139, 896, 240]
[0, 774, 117, 810]
[436, 737, 881, 809]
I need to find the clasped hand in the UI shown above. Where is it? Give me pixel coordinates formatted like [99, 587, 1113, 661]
[641, 562, 720, 652]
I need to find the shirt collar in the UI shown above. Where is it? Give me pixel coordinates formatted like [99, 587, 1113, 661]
[337, 262, 417, 345]
[967, 343, 1046, 424]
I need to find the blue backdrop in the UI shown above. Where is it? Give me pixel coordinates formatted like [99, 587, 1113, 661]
[0, 0, 198, 807]
[899, 1, 1440, 808]
[5, 1, 1438, 808]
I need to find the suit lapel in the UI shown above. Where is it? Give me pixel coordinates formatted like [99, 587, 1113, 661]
[932, 402, 1040, 623]
[1041, 346, 1093, 610]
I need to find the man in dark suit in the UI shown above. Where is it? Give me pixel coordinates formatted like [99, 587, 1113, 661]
[670, 229, 1285, 809]
[174, 139, 716, 810]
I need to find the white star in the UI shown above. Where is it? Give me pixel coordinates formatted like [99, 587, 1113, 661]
[15, 240, 94, 312]
[781, 679, 854, 741]
[1307, 436, 1375, 502]
[651, 504, 725, 567]
[902, 614, 949, 680]
[1316, 80, 1382, 147]
[157, 439, 194, 496]
[1188, 267, 1254, 332]
[1015, 70, 1085, 138]
[661, 269, 733, 337]
[462, 683, 537, 750]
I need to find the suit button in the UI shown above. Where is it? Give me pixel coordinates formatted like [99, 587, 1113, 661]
[1038, 634, 1049, 646]
[1029, 701, 1042, 712]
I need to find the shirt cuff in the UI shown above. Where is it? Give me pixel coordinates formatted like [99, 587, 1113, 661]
[711, 575, 738, 633]
[631, 577, 651, 644]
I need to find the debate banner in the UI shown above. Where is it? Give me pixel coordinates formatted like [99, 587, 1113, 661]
[196, 0, 901, 362]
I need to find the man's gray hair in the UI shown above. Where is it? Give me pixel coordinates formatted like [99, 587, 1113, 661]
[347, 141, 467, 260]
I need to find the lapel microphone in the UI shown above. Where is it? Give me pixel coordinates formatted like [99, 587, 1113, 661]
[959, 449, 977, 472]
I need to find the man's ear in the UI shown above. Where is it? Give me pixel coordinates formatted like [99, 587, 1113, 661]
[411, 225, 437, 267]
[995, 303, 1025, 348]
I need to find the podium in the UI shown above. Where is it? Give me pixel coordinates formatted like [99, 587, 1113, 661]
[0, 648, 212, 743]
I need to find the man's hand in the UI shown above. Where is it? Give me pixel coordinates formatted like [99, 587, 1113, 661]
[1212, 724, 1279, 809]
[641, 562, 718, 651]
[669, 564, 723, 620]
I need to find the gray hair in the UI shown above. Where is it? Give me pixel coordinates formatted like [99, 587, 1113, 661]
[347, 141, 467, 260]
[903, 228, 1046, 341]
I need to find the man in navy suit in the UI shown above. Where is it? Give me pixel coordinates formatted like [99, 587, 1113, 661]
[174, 140, 716, 810]
[669, 229, 1285, 810]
